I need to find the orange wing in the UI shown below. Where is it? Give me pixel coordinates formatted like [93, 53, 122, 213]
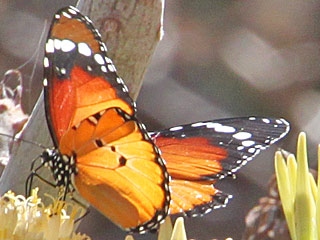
[58, 108, 170, 232]
[153, 135, 230, 216]
[45, 65, 134, 143]
[43, 6, 134, 145]
[151, 117, 290, 216]
[43, 6, 170, 233]
[169, 180, 230, 216]
[155, 136, 227, 180]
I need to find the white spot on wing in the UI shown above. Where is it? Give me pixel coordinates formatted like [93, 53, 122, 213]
[169, 126, 183, 131]
[248, 148, 256, 153]
[262, 118, 271, 124]
[94, 54, 105, 65]
[191, 122, 207, 127]
[78, 42, 92, 56]
[69, 6, 79, 12]
[84, 15, 93, 24]
[45, 39, 54, 53]
[255, 145, 263, 149]
[54, 39, 62, 50]
[68, 8, 77, 15]
[107, 64, 116, 72]
[242, 140, 255, 147]
[60, 68, 66, 75]
[62, 11, 72, 18]
[233, 132, 252, 140]
[237, 146, 244, 151]
[101, 42, 108, 51]
[61, 39, 76, 52]
[116, 77, 123, 84]
[43, 78, 48, 86]
[105, 56, 112, 63]
[94, 29, 101, 37]
[205, 122, 221, 129]
[101, 66, 107, 72]
[215, 124, 236, 133]
[122, 85, 129, 92]
[43, 57, 49, 68]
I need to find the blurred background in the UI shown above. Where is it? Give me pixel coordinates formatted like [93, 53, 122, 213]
[1, 0, 320, 239]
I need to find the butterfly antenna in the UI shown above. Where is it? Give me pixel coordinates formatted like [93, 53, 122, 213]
[0, 132, 47, 150]
[16, 20, 48, 72]
[25, 19, 48, 108]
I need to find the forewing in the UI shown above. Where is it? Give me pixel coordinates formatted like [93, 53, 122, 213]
[44, 6, 170, 233]
[43, 6, 134, 145]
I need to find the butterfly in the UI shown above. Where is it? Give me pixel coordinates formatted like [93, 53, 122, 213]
[37, 5, 290, 234]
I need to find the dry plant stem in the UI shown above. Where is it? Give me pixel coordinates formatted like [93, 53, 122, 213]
[0, 0, 164, 196]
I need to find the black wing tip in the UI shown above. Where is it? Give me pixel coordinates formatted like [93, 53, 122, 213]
[220, 117, 290, 176]
[186, 117, 290, 181]
[53, 6, 81, 20]
[248, 117, 290, 141]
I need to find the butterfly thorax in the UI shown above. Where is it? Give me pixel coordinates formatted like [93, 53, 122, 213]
[42, 148, 77, 188]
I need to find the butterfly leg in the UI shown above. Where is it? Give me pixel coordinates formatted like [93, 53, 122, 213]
[26, 156, 44, 196]
[71, 196, 90, 223]
[25, 171, 58, 196]
[26, 155, 45, 196]
[25, 157, 57, 197]
[61, 185, 90, 222]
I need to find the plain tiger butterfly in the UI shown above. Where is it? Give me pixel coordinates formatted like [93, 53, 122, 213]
[38, 6, 290, 234]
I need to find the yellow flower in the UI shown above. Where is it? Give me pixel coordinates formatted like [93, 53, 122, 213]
[158, 217, 187, 240]
[0, 188, 90, 240]
[275, 132, 319, 240]
[125, 217, 187, 240]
